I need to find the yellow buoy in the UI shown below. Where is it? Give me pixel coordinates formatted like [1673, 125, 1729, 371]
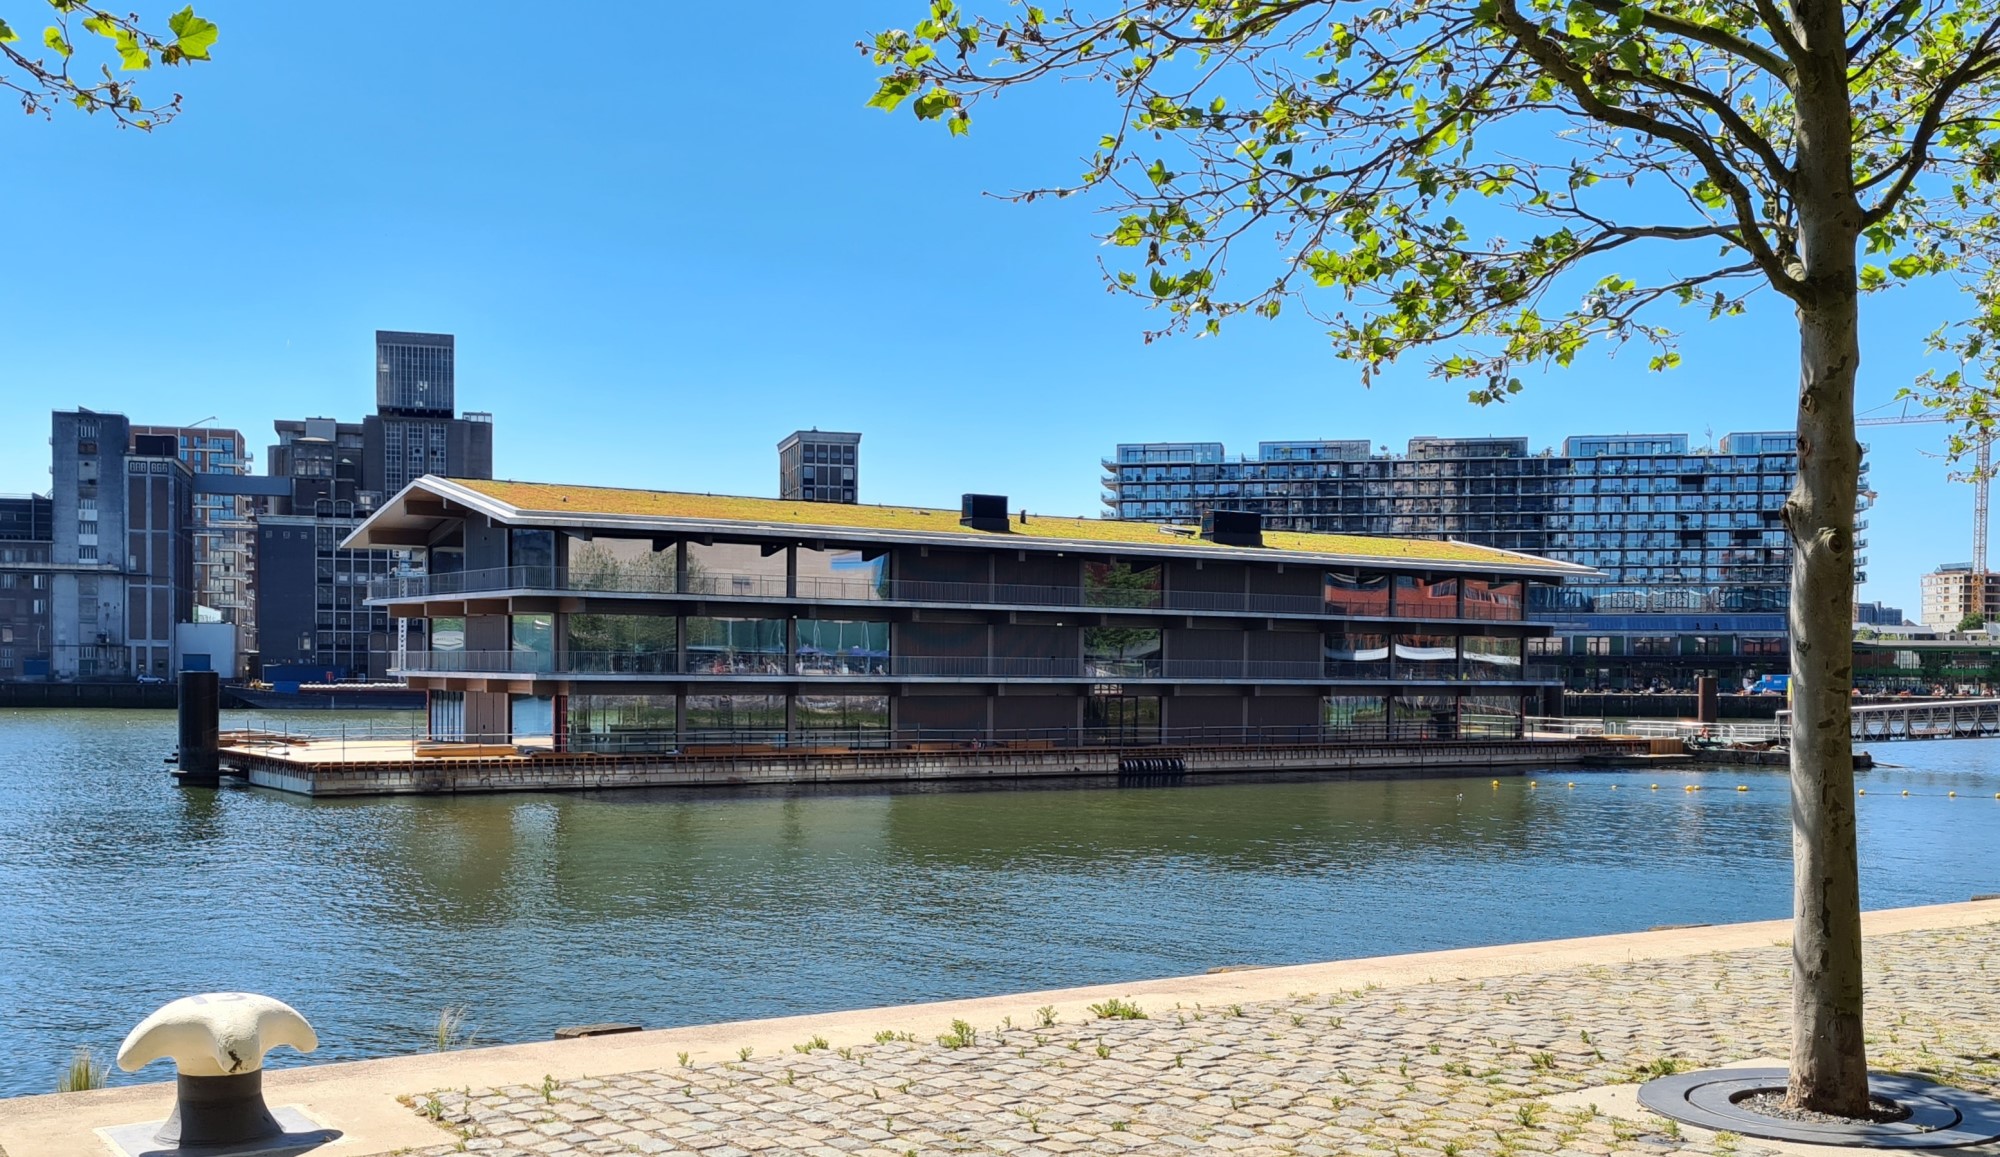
[1650, 784, 1659, 790]
[1949, 791, 1957, 798]
[1685, 784, 1697, 792]
[1530, 780, 1538, 788]
[1566, 782, 1575, 789]
[1491, 779, 1500, 787]
[1736, 785, 1749, 792]
[1902, 790, 1910, 797]
[1859, 789, 1866, 795]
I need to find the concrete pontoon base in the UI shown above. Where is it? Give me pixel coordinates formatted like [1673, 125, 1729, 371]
[218, 737, 1654, 796]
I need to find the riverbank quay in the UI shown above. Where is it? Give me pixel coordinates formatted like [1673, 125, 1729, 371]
[4, 902, 1994, 1157]
[215, 734, 1657, 796]
[0, 682, 176, 709]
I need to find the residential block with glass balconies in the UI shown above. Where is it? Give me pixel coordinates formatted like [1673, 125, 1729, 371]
[346, 478, 1588, 752]
[1103, 432, 1866, 691]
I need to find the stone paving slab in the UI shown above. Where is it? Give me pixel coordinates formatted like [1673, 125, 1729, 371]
[398, 922, 2000, 1157]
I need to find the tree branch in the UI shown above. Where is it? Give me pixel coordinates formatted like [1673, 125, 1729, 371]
[1576, 0, 1797, 82]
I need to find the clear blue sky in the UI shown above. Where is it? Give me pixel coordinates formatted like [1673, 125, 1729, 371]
[0, 1, 1977, 613]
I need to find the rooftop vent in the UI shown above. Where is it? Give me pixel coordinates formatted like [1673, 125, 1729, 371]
[960, 493, 1011, 533]
[1201, 509, 1263, 547]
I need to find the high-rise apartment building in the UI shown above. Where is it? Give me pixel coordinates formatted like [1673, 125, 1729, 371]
[779, 430, 860, 503]
[1103, 432, 1842, 690]
[1918, 564, 2000, 629]
[255, 331, 495, 679]
[131, 424, 256, 648]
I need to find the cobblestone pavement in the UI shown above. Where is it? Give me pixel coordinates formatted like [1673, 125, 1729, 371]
[402, 922, 2000, 1157]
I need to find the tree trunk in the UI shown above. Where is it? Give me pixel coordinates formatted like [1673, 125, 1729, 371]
[1785, 0, 1869, 1115]
[1786, 289, 1866, 1115]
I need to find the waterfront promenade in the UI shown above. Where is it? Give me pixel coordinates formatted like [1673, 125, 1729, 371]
[3, 901, 1994, 1156]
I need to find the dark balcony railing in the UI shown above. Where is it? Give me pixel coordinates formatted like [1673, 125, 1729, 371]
[392, 651, 1560, 683]
[370, 565, 1523, 622]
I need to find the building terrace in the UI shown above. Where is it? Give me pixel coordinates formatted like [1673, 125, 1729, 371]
[348, 477, 1593, 752]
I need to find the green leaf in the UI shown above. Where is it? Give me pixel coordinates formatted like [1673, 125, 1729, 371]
[868, 74, 918, 112]
[43, 26, 70, 56]
[1690, 179, 1727, 210]
[1616, 5, 1645, 32]
[167, 6, 217, 60]
[0, 18, 16, 43]
[112, 28, 151, 70]
[1888, 254, 1925, 278]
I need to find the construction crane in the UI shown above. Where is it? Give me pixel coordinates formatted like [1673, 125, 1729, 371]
[1854, 411, 1994, 575]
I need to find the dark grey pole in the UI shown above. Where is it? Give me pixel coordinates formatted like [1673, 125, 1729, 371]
[176, 671, 221, 786]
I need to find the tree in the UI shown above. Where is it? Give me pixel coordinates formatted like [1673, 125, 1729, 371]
[864, 0, 2000, 1115]
[1957, 611, 1986, 631]
[2, 2, 217, 129]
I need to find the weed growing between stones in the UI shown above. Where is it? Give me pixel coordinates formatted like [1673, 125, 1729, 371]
[1089, 997, 1147, 1020]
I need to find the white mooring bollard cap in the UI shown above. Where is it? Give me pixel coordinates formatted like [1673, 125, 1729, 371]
[117, 992, 318, 1077]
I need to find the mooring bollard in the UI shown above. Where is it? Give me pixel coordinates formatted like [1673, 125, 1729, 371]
[116, 992, 317, 1149]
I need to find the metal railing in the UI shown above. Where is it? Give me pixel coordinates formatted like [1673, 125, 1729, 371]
[1523, 716, 1782, 743]
[391, 650, 1559, 683]
[366, 565, 1526, 623]
[221, 719, 1559, 758]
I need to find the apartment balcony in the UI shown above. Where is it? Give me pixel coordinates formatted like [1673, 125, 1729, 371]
[390, 650, 1557, 684]
[367, 566, 1532, 625]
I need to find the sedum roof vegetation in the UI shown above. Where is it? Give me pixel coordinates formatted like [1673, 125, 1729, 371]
[450, 478, 1577, 571]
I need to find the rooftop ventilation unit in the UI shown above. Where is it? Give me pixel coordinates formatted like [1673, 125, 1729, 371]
[1201, 509, 1263, 547]
[960, 493, 1011, 533]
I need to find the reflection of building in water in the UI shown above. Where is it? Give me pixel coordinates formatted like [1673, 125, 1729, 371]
[350, 478, 1591, 752]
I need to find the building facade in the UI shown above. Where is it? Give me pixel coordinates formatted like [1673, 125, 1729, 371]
[255, 332, 494, 679]
[39, 411, 196, 680]
[1855, 600, 1907, 627]
[1103, 432, 1837, 690]
[778, 430, 860, 503]
[349, 478, 1584, 750]
[0, 494, 54, 680]
[131, 424, 256, 648]
[1918, 564, 2000, 629]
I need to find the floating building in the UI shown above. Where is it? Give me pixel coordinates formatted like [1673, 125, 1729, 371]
[346, 478, 1588, 751]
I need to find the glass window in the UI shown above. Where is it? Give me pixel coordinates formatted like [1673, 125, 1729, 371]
[1084, 694, 1160, 744]
[509, 529, 555, 580]
[430, 616, 465, 652]
[1460, 578, 1523, 620]
[796, 619, 889, 674]
[1324, 570, 1392, 616]
[1325, 695, 1388, 740]
[1084, 626, 1161, 677]
[1395, 634, 1458, 679]
[797, 546, 888, 601]
[1461, 635, 1522, 679]
[510, 613, 554, 671]
[567, 613, 678, 673]
[686, 617, 786, 674]
[566, 535, 676, 594]
[1395, 575, 1460, 618]
[1460, 694, 1523, 738]
[1083, 561, 1162, 609]
[795, 694, 889, 745]
[685, 693, 786, 742]
[1392, 694, 1460, 740]
[1325, 632, 1390, 677]
[686, 541, 788, 598]
[567, 694, 677, 753]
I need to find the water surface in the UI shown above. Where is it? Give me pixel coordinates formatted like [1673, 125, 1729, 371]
[2, 708, 1995, 1097]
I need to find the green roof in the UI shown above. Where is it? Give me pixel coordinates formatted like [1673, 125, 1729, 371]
[439, 478, 1585, 576]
